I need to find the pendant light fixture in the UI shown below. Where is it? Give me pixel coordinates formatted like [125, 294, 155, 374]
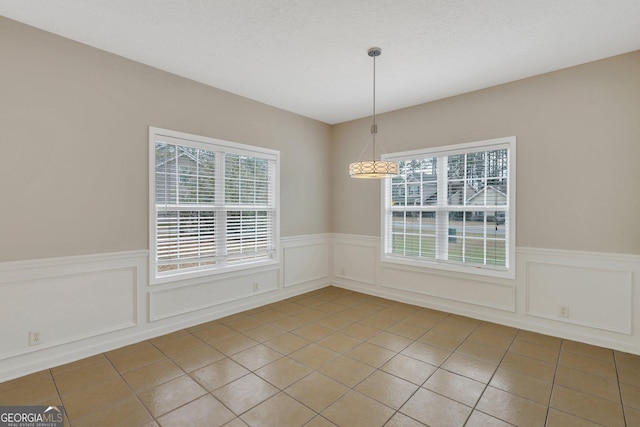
[349, 47, 398, 179]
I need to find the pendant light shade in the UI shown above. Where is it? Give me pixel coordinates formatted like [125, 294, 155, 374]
[349, 47, 398, 179]
[349, 159, 399, 178]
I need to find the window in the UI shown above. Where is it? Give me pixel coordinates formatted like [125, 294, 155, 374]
[382, 137, 515, 278]
[149, 127, 279, 283]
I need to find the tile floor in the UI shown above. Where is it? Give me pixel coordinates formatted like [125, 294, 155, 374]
[1, 286, 639, 426]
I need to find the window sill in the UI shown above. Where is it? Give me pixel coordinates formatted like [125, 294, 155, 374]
[150, 258, 279, 286]
[380, 255, 516, 281]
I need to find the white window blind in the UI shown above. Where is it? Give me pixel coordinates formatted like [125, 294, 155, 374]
[150, 128, 278, 282]
[382, 137, 515, 278]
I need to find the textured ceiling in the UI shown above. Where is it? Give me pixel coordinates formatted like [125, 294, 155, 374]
[2, 1, 640, 124]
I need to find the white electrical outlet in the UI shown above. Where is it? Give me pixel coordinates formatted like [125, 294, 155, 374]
[29, 331, 41, 346]
[253, 283, 259, 291]
[559, 306, 570, 318]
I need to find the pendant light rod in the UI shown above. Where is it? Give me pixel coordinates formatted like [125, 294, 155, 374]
[368, 47, 381, 160]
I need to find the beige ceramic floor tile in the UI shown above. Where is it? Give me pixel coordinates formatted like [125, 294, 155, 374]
[555, 365, 621, 402]
[386, 322, 428, 340]
[138, 375, 207, 418]
[476, 386, 548, 427]
[625, 405, 640, 426]
[621, 382, 640, 409]
[0, 377, 58, 405]
[317, 355, 375, 387]
[63, 376, 135, 421]
[615, 350, 640, 368]
[153, 334, 205, 357]
[545, 409, 601, 427]
[157, 394, 235, 427]
[316, 315, 355, 330]
[513, 330, 561, 349]
[474, 322, 518, 337]
[169, 344, 225, 372]
[271, 315, 309, 331]
[295, 296, 325, 308]
[50, 354, 106, 376]
[441, 353, 497, 383]
[53, 358, 120, 396]
[558, 351, 617, 380]
[430, 321, 474, 339]
[285, 371, 349, 412]
[508, 339, 560, 364]
[270, 301, 306, 315]
[384, 412, 427, 427]
[249, 307, 289, 323]
[617, 363, 640, 386]
[455, 340, 506, 365]
[242, 324, 287, 343]
[423, 368, 485, 407]
[351, 301, 386, 314]
[402, 313, 438, 330]
[317, 332, 362, 353]
[334, 308, 369, 322]
[230, 344, 283, 371]
[380, 353, 437, 385]
[400, 387, 472, 427]
[190, 358, 249, 391]
[264, 333, 311, 354]
[340, 322, 380, 340]
[322, 390, 395, 427]
[303, 416, 338, 427]
[418, 330, 465, 351]
[192, 323, 238, 342]
[355, 370, 418, 409]
[254, 357, 313, 389]
[367, 331, 413, 352]
[401, 341, 451, 366]
[359, 314, 398, 330]
[550, 384, 625, 427]
[294, 308, 331, 323]
[0, 369, 52, 393]
[289, 343, 340, 370]
[212, 373, 279, 415]
[123, 358, 184, 392]
[105, 340, 154, 359]
[466, 329, 514, 350]
[499, 352, 556, 382]
[291, 323, 333, 341]
[108, 344, 166, 373]
[224, 316, 264, 333]
[562, 340, 614, 362]
[345, 342, 396, 368]
[72, 396, 154, 427]
[464, 410, 513, 427]
[241, 392, 315, 427]
[489, 366, 552, 405]
[210, 334, 259, 356]
[315, 302, 348, 315]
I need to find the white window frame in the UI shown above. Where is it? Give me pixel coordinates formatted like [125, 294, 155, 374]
[149, 127, 280, 284]
[381, 136, 516, 279]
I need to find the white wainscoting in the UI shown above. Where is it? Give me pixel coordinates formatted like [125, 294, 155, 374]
[0, 234, 331, 382]
[330, 234, 640, 355]
[282, 235, 329, 288]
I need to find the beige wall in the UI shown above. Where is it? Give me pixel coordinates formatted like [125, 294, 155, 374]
[2, 16, 639, 262]
[0, 17, 332, 262]
[332, 51, 640, 255]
